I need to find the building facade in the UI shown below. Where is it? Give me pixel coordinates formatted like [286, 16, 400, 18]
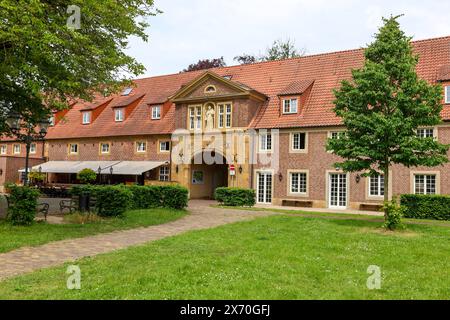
[2, 36, 450, 210]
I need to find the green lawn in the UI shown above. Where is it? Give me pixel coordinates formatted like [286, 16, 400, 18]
[0, 208, 187, 254]
[1, 214, 450, 299]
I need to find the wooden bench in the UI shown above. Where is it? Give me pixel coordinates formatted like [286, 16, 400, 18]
[360, 203, 383, 211]
[281, 199, 314, 208]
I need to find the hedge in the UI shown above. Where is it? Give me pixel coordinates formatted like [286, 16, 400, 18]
[401, 194, 450, 220]
[6, 184, 41, 225]
[214, 187, 256, 207]
[70, 184, 189, 214]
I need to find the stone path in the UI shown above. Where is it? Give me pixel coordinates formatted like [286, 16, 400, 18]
[0, 200, 274, 281]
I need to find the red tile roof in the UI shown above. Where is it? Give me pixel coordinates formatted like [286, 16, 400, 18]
[278, 80, 315, 96]
[46, 35, 450, 140]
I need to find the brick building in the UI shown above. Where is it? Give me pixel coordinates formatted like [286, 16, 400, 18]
[2, 36, 450, 210]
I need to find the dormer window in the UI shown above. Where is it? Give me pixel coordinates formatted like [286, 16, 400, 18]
[445, 86, 450, 104]
[283, 98, 298, 114]
[121, 87, 133, 96]
[205, 85, 216, 93]
[115, 108, 124, 122]
[49, 115, 55, 126]
[152, 106, 161, 119]
[82, 111, 91, 124]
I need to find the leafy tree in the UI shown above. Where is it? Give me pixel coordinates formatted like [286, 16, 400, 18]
[183, 57, 226, 72]
[327, 15, 449, 224]
[234, 38, 305, 65]
[0, 0, 159, 132]
[77, 168, 97, 184]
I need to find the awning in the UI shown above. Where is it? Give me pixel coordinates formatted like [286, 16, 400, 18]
[21, 160, 168, 175]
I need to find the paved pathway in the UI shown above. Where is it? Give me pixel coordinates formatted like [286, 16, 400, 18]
[0, 200, 274, 281]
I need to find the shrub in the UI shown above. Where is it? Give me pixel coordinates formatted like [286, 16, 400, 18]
[77, 168, 97, 184]
[28, 171, 45, 185]
[95, 185, 132, 217]
[128, 185, 189, 210]
[401, 194, 450, 220]
[6, 184, 41, 225]
[214, 187, 256, 207]
[382, 197, 405, 230]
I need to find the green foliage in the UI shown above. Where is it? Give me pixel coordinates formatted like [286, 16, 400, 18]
[95, 186, 132, 217]
[128, 185, 189, 210]
[28, 171, 45, 184]
[6, 184, 40, 225]
[401, 194, 450, 220]
[76, 168, 97, 184]
[382, 197, 405, 230]
[214, 187, 256, 207]
[0, 0, 159, 132]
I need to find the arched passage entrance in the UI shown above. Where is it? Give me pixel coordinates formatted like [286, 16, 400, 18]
[190, 151, 229, 199]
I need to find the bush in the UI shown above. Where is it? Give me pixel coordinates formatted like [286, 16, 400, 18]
[95, 185, 132, 217]
[214, 187, 256, 207]
[382, 197, 405, 230]
[401, 194, 450, 220]
[6, 184, 41, 225]
[77, 168, 97, 184]
[28, 171, 45, 185]
[128, 185, 188, 210]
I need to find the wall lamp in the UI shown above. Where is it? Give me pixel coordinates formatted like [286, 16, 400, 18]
[278, 172, 283, 182]
[238, 166, 243, 174]
[355, 174, 361, 183]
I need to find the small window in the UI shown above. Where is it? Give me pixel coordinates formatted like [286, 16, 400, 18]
[330, 131, 345, 140]
[13, 144, 21, 154]
[416, 128, 434, 138]
[445, 86, 450, 104]
[159, 166, 170, 181]
[290, 172, 307, 194]
[188, 106, 202, 130]
[205, 85, 216, 93]
[122, 87, 133, 96]
[369, 174, 385, 197]
[136, 142, 146, 153]
[192, 170, 204, 184]
[0, 145, 7, 155]
[414, 174, 436, 195]
[49, 115, 55, 126]
[69, 144, 78, 154]
[152, 106, 161, 119]
[30, 143, 37, 154]
[292, 132, 306, 151]
[82, 112, 91, 124]
[225, 104, 232, 128]
[218, 105, 224, 128]
[100, 143, 110, 154]
[159, 141, 170, 152]
[259, 133, 272, 151]
[115, 108, 124, 122]
[283, 98, 298, 114]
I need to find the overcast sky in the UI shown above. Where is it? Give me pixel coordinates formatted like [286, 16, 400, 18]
[126, 0, 450, 77]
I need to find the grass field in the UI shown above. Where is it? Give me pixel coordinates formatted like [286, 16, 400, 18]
[1, 213, 450, 299]
[0, 208, 187, 254]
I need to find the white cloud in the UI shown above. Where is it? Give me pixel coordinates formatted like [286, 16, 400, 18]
[126, 0, 450, 77]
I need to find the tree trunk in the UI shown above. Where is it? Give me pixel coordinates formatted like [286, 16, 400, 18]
[383, 165, 389, 221]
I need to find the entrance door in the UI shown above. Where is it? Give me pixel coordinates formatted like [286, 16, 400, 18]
[329, 173, 347, 209]
[257, 172, 272, 204]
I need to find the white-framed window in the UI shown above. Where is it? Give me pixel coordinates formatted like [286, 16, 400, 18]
[225, 104, 232, 128]
[122, 87, 133, 96]
[414, 174, 436, 195]
[13, 144, 21, 154]
[30, 143, 37, 154]
[115, 108, 124, 122]
[69, 143, 78, 154]
[159, 166, 170, 181]
[159, 141, 170, 152]
[152, 106, 161, 119]
[416, 128, 434, 138]
[290, 172, 307, 194]
[192, 170, 204, 184]
[49, 115, 55, 126]
[292, 132, 306, 151]
[218, 105, 224, 128]
[259, 133, 272, 151]
[82, 111, 91, 124]
[136, 141, 147, 153]
[330, 131, 345, 140]
[445, 86, 450, 104]
[0, 145, 7, 155]
[369, 174, 385, 197]
[100, 143, 110, 154]
[189, 106, 202, 130]
[283, 98, 298, 114]
[217, 103, 232, 128]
